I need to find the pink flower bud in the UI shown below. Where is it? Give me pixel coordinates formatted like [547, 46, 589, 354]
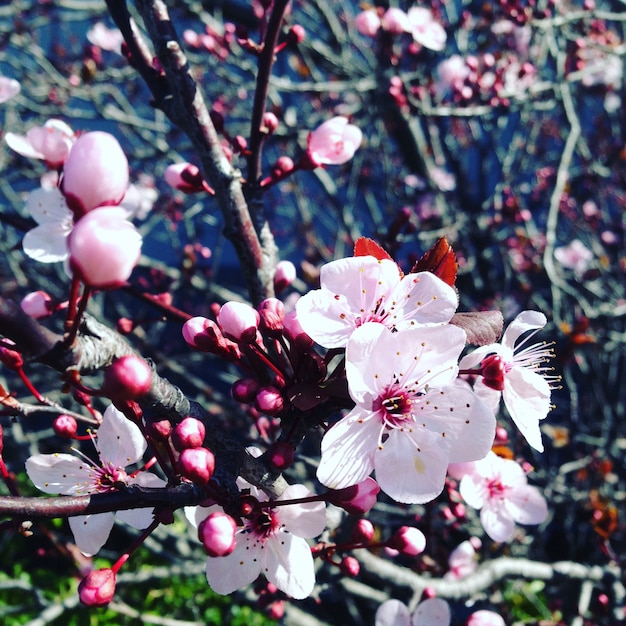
[340, 556, 360, 577]
[103, 355, 152, 400]
[263, 112, 279, 134]
[352, 518, 375, 543]
[62, 131, 129, 216]
[466, 610, 506, 626]
[282, 310, 313, 345]
[255, 386, 284, 415]
[327, 477, 380, 514]
[182, 316, 241, 360]
[20, 290, 53, 319]
[258, 298, 285, 334]
[387, 526, 426, 556]
[288, 24, 306, 43]
[480, 354, 506, 391]
[267, 601, 285, 620]
[172, 416, 206, 450]
[198, 511, 237, 556]
[150, 418, 172, 440]
[217, 301, 259, 342]
[164, 162, 206, 193]
[305, 117, 363, 167]
[231, 378, 259, 403]
[381, 7, 410, 34]
[78, 568, 116, 606]
[266, 441, 294, 469]
[273, 260, 297, 294]
[53, 414, 78, 438]
[68, 207, 142, 288]
[355, 10, 381, 37]
[179, 446, 215, 484]
[0, 341, 23, 370]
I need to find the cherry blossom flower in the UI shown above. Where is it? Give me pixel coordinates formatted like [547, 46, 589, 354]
[459, 310, 554, 452]
[22, 187, 73, 263]
[295, 256, 458, 349]
[380, 8, 410, 34]
[25, 404, 165, 556]
[317, 322, 496, 504]
[554, 238, 593, 278]
[187, 481, 326, 599]
[355, 9, 381, 37]
[445, 537, 479, 580]
[458, 452, 548, 542]
[407, 7, 447, 51]
[375, 597, 451, 626]
[0, 76, 20, 103]
[5, 119, 75, 167]
[305, 116, 363, 167]
[86, 22, 124, 53]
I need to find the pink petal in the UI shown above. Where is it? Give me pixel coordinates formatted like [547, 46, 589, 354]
[376, 599, 411, 626]
[480, 503, 516, 542]
[0, 76, 20, 103]
[412, 598, 451, 626]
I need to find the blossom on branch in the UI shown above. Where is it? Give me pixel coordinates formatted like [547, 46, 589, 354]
[407, 7, 447, 51]
[459, 310, 554, 452]
[25, 404, 165, 556]
[187, 481, 326, 599]
[458, 452, 548, 542]
[317, 322, 496, 504]
[5, 119, 75, 166]
[304, 116, 363, 167]
[295, 255, 458, 348]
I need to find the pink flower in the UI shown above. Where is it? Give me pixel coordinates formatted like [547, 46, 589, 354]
[355, 10, 381, 37]
[459, 310, 554, 452]
[68, 206, 142, 288]
[376, 598, 451, 626]
[0, 76, 20, 103]
[187, 481, 326, 599]
[445, 538, 479, 579]
[407, 7, 447, 51]
[217, 301, 260, 342]
[25, 405, 165, 555]
[5, 119, 75, 167]
[380, 8, 410, 34]
[306, 116, 362, 167]
[21, 187, 73, 263]
[62, 131, 129, 216]
[435, 55, 470, 94]
[459, 452, 548, 542]
[296, 255, 458, 348]
[78, 568, 117, 606]
[317, 322, 496, 504]
[554, 238, 593, 278]
[86, 22, 124, 53]
[467, 610, 506, 626]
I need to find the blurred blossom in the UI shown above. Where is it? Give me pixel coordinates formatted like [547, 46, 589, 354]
[430, 167, 456, 191]
[355, 9, 380, 37]
[445, 538, 478, 579]
[86, 22, 124, 53]
[0, 76, 20, 103]
[120, 175, 157, 220]
[375, 598, 451, 626]
[554, 239, 593, 278]
[5, 119, 75, 167]
[306, 116, 362, 167]
[380, 8, 410, 34]
[467, 610, 506, 626]
[407, 7, 447, 51]
[435, 55, 470, 95]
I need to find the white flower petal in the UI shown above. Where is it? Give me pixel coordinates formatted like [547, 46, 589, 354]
[480, 502, 516, 542]
[376, 599, 411, 626]
[505, 484, 548, 526]
[69, 512, 115, 556]
[459, 473, 488, 510]
[116, 506, 155, 529]
[25, 187, 72, 224]
[277, 484, 326, 538]
[5, 132, 45, 159]
[317, 407, 379, 490]
[25, 454, 91, 495]
[264, 532, 315, 599]
[502, 310, 546, 350]
[23, 224, 70, 263]
[205, 535, 261, 595]
[412, 598, 451, 626]
[502, 367, 550, 452]
[375, 429, 449, 504]
[97, 405, 147, 467]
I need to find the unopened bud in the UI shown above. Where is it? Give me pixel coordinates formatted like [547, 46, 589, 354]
[0, 341, 23, 370]
[150, 418, 172, 440]
[339, 556, 360, 577]
[263, 112, 279, 134]
[164, 162, 206, 194]
[78, 568, 116, 606]
[53, 415, 78, 438]
[267, 441, 294, 470]
[288, 24, 305, 44]
[179, 447, 215, 484]
[326, 478, 380, 514]
[480, 354, 506, 391]
[387, 526, 426, 556]
[103, 355, 152, 400]
[231, 378, 259, 403]
[172, 416, 206, 450]
[20, 291, 53, 319]
[352, 518, 375, 543]
[182, 316, 241, 360]
[198, 511, 237, 557]
[282, 310, 313, 346]
[255, 386, 284, 415]
[273, 260, 297, 294]
[259, 298, 285, 334]
[267, 601, 285, 620]
[217, 301, 259, 343]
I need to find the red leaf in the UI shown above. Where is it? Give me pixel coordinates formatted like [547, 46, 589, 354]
[353, 237, 393, 262]
[410, 237, 457, 287]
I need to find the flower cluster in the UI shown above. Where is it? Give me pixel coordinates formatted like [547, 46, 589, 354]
[6, 123, 142, 288]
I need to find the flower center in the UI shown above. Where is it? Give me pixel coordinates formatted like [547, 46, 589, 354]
[244, 508, 281, 541]
[375, 386, 414, 429]
[487, 478, 506, 499]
